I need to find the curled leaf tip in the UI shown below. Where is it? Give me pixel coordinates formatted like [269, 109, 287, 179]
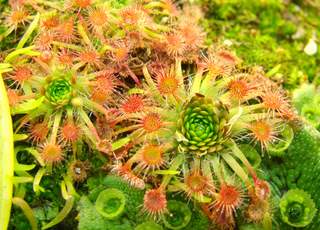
[280, 189, 317, 228]
[95, 188, 126, 219]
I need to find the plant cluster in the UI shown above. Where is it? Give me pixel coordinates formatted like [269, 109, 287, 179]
[1, 0, 319, 230]
[0, 0, 208, 229]
[110, 44, 296, 228]
[257, 123, 320, 230]
[3, 0, 201, 163]
[78, 175, 209, 230]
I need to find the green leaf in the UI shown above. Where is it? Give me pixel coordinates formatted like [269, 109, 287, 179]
[33, 168, 46, 194]
[17, 13, 40, 49]
[4, 46, 40, 63]
[152, 170, 180, 175]
[266, 64, 281, 77]
[14, 134, 29, 141]
[14, 163, 36, 172]
[12, 176, 33, 184]
[128, 88, 145, 94]
[0, 63, 12, 74]
[111, 137, 131, 151]
[11, 97, 45, 115]
[193, 194, 212, 203]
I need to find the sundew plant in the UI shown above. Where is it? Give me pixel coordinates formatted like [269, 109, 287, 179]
[112, 46, 296, 228]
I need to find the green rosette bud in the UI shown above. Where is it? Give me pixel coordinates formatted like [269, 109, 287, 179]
[176, 94, 228, 156]
[279, 189, 317, 228]
[46, 79, 72, 105]
[162, 200, 192, 230]
[95, 188, 126, 220]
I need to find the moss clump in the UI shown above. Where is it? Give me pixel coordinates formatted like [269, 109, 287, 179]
[199, 0, 320, 90]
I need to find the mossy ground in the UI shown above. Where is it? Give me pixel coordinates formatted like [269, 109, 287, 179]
[199, 0, 320, 90]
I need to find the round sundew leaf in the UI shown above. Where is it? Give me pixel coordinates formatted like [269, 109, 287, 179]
[95, 188, 126, 220]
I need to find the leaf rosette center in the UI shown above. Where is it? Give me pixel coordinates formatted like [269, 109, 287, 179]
[176, 94, 229, 156]
[46, 79, 72, 105]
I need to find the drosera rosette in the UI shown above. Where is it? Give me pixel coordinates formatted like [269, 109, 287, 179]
[0, 0, 207, 228]
[0, 0, 64, 47]
[1, 0, 203, 73]
[279, 189, 317, 228]
[1, 19, 118, 229]
[111, 47, 296, 228]
[4, 50, 116, 163]
[33, 0, 205, 85]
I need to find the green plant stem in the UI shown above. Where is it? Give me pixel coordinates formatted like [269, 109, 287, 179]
[0, 74, 14, 230]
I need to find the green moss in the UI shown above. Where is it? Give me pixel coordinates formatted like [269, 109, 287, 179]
[281, 125, 320, 228]
[292, 84, 317, 112]
[45, 79, 73, 106]
[199, 0, 320, 90]
[182, 204, 209, 230]
[238, 223, 263, 230]
[293, 84, 320, 129]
